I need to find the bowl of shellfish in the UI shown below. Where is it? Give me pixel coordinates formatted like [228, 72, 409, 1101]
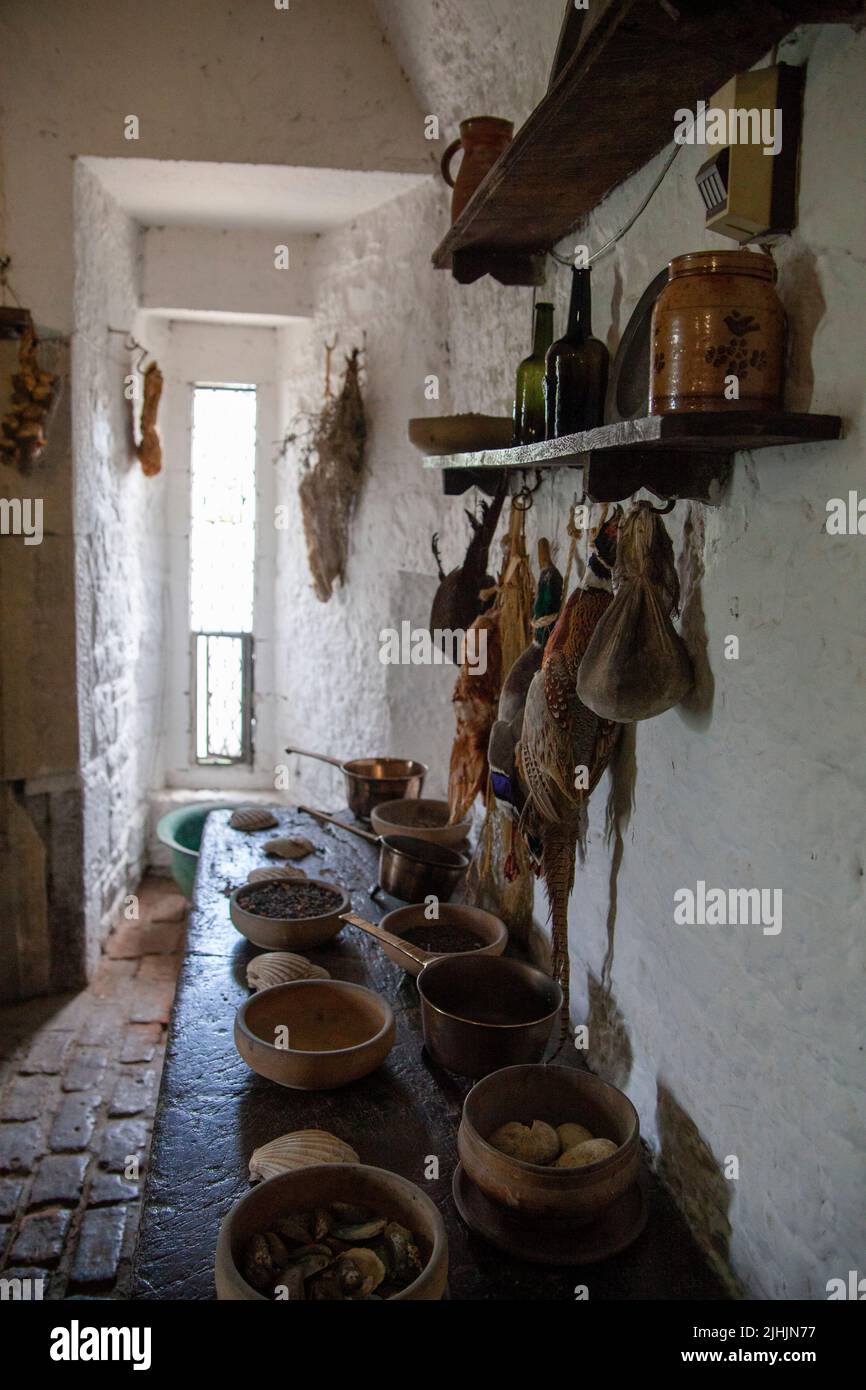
[215, 1163, 448, 1301]
[457, 1063, 641, 1224]
[229, 875, 349, 950]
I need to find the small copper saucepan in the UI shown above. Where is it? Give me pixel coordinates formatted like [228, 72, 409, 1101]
[286, 747, 427, 821]
[343, 913, 562, 1079]
[299, 807, 468, 903]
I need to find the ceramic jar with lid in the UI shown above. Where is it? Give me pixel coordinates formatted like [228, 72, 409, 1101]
[649, 250, 786, 413]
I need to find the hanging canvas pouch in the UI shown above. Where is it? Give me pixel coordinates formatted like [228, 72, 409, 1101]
[576, 502, 693, 722]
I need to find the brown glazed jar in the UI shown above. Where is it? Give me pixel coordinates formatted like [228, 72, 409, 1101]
[649, 250, 786, 413]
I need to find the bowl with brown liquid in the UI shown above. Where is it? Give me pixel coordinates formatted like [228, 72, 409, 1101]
[234, 979, 395, 1090]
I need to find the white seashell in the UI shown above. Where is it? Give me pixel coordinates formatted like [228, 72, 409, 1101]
[246, 865, 308, 883]
[249, 1129, 360, 1182]
[264, 835, 316, 859]
[246, 951, 330, 991]
[230, 807, 279, 831]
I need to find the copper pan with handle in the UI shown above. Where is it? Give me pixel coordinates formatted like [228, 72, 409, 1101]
[286, 746, 427, 820]
[298, 806, 467, 903]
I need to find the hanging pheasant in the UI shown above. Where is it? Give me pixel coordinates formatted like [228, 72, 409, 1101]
[489, 537, 563, 824]
[517, 508, 621, 1040]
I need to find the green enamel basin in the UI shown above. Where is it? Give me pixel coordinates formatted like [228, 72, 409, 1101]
[156, 803, 225, 899]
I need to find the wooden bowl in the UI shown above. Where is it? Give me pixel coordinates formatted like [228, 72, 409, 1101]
[234, 980, 395, 1090]
[371, 798, 471, 847]
[378, 903, 508, 978]
[229, 876, 349, 950]
[215, 1163, 448, 1300]
[457, 1063, 641, 1223]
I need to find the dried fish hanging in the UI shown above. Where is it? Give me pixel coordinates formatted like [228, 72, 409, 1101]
[496, 493, 536, 678]
[517, 508, 622, 1044]
[560, 492, 587, 602]
[292, 345, 367, 602]
[446, 607, 502, 825]
[136, 360, 164, 477]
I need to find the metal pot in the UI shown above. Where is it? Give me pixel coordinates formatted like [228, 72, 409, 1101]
[286, 747, 427, 821]
[299, 807, 467, 903]
[416, 955, 562, 1079]
[343, 913, 562, 1079]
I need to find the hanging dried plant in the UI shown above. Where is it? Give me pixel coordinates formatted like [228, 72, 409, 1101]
[286, 347, 367, 602]
[0, 314, 59, 473]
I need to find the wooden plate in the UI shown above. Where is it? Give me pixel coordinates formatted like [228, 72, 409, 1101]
[408, 414, 514, 456]
[452, 1162, 649, 1265]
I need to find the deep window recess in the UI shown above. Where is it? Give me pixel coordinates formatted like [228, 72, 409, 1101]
[189, 384, 257, 765]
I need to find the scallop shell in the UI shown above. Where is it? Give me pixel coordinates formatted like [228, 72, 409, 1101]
[249, 1130, 360, 1182]
[246, 865, 308, 883]
[264, 835, 316, 859]
[229, 807, 279, 832]
[246, 951, 330, 991]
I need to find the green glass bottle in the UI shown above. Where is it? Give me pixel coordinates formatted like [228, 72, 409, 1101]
[544, 268, 609, 437]
[514, 301, 554, 444]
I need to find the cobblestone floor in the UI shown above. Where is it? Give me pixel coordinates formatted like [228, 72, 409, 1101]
[0, 876, 186, 1299]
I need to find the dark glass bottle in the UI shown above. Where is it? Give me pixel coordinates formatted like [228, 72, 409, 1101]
[544, 268, 609, 437]
[514, 301, 554, 444]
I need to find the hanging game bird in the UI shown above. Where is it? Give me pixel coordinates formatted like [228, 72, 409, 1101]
[517, 509, 622, 1040]
[488, 537, 563, 822]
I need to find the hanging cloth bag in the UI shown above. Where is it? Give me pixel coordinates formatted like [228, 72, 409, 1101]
[576, 502, 693, 722]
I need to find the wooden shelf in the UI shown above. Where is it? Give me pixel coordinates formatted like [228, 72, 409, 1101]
[432, 0, 863, 285]
[423, 411, 842, 503]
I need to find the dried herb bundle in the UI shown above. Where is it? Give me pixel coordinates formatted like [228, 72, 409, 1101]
[0, 319, 59, 472]
[295, 348, 367, 602]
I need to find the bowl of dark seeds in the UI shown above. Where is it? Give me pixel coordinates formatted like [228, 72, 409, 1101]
[230, 876, 350, 950]
[377, 903, 508, 977]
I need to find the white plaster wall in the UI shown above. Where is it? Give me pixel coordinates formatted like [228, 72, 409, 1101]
[432, 21, 866, 1299]
[141, 227, 318, 320]
[272, 178, 463, 809]
[0, 0, 433, 332]
[72, 163, 170, 971]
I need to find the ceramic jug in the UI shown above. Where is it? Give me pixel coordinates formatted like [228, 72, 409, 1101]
[441, 117, 513, 223]
[650, 250, 785, 413]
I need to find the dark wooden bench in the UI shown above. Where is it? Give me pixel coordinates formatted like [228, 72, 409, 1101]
[132, 807, 727, 1300]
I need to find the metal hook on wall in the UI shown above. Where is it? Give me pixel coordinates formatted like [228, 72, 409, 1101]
[107, 327, 150, 373]
[512, 468, 544, 511]
[323, 334, 339, 398]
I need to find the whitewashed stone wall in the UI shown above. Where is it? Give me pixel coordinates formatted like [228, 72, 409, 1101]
[429, 21, 865, 1300]
[273, 180, 460, 809]
[72, 164, 170, 974]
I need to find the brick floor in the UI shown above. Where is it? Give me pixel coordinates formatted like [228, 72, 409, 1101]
[0, 875, 186, 1300]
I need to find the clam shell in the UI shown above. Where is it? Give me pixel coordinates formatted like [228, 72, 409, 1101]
[249, 1130, 360, 1182]
[246, 951, 330, 991]
[230, 807, 279, 832]
[264, 835, 316, 859]
[246, 865, 308, 883]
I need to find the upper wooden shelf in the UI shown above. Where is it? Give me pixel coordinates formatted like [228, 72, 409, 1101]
[432, 0, 863, 285]
[423, 411, 843, 503]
